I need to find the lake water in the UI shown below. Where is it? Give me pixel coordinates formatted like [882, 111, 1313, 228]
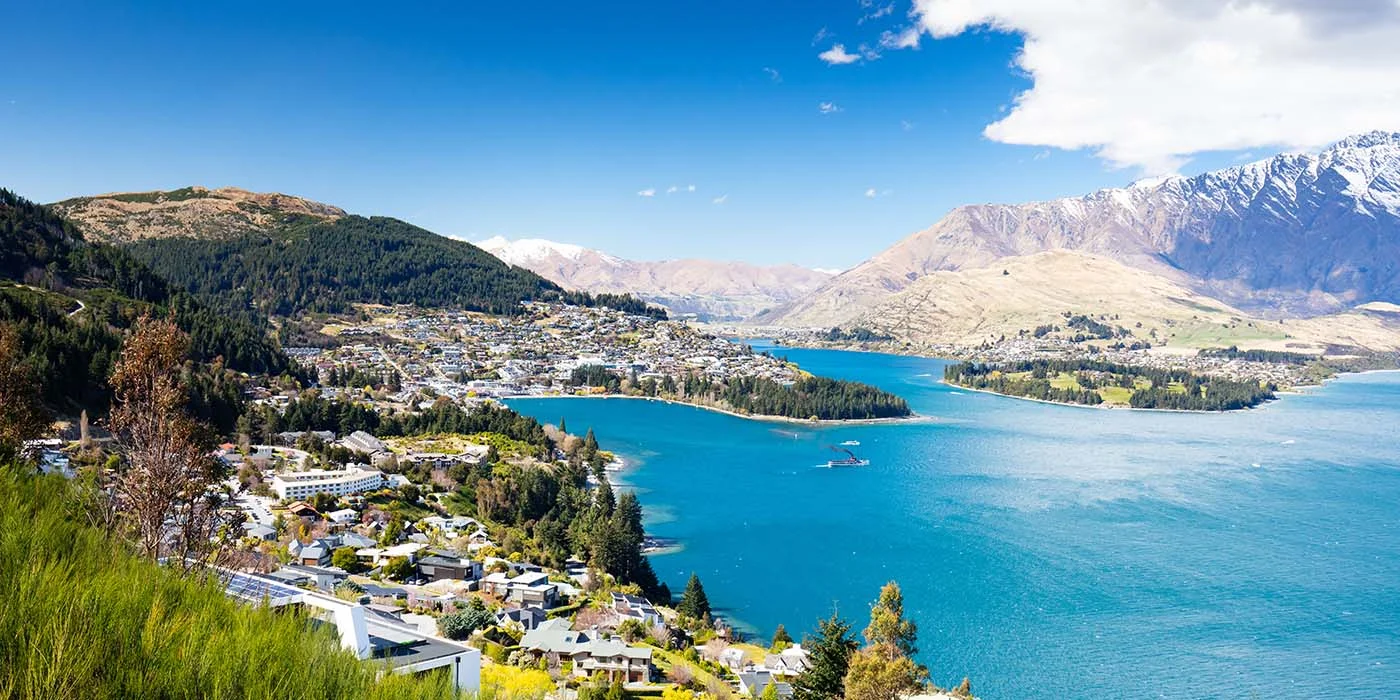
[509, 343, 1400, 699]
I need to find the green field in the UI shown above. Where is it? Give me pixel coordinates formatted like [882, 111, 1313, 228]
[1164, 320, 1289, 349]
[996, 370, 1159, 406]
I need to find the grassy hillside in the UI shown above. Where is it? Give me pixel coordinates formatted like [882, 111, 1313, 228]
[0, 463, 461, 699]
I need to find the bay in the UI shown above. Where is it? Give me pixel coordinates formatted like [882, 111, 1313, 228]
[509, 343, 1400, 699]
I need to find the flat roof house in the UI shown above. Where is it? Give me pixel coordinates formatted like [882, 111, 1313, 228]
[220, 570, 480, 692]
[417, 553, 483, 584]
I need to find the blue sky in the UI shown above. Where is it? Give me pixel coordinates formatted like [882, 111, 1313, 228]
[0, 1, 1357, 268]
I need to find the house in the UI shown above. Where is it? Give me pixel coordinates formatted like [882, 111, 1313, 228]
[497, 607, 548, 632]
[243, 522, 278, 541]
[419, 515, 484, 540]
[762, 646, 810, 677]
[326, 508, 360, 527]
[277, 563, 349, 591]
[610, 592, 662, 627]
[276, 430, 336, 446]
[738, 671, 792, 699]
[356, 542, 427, 567]
[360, 582, 409, 604]
[286, 501, 320, 519]
[481, 571, 559, 608]
[520, 618, 652, 683]
[341, 430, 387, 456]
[338, 531, 377, 550]
[417, 552, 483, 583]
[719, 647, 747, 671]
[294, 538, 339, 567]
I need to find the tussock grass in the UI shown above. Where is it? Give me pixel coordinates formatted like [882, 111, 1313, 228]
[0, 464, 461, 699]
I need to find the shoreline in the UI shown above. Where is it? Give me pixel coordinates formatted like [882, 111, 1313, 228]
[502, 392, 928, 426]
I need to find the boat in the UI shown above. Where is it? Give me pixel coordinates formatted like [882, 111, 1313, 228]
[826, 456, 870, 468]
[840, 440, 861, 446]
[825, 446, 869, 467]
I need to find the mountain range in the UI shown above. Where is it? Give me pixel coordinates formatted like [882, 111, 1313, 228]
[477, 237, 834, 321]
[756, 131, 1400, 352]
[38, 132, 1400, 352]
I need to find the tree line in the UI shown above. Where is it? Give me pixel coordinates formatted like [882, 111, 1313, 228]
[945, 359, 1277, 411]
[1198, 346, 1318, 365]
[123, 214, 663, 323]
[572, 365, 913, 420]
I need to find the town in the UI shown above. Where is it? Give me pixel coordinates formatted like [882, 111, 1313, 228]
[290, 301, 801, 406]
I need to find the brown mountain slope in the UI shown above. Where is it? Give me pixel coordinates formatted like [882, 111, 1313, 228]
[851, 251, 1400, 352]
[50, 186, 345, 243]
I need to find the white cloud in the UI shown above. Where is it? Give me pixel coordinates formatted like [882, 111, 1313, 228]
[666, 185, 679, 194]
[762, 66, 782, 82]
[687, 184, 696, 192]
[812, 26, 832, 45]
[859, 1, 896, 25]
[818, 43, 862, 65]
[818, 101, 843, 115]
[903, 0, 1400, 173]
[880, 26, 922, 50]
[864, 188, 878, 198]
[637, 188, 656, 197]
[712, 194, 728, 205]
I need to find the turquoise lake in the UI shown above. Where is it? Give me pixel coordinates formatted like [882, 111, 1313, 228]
[509, 343, 1400, 699]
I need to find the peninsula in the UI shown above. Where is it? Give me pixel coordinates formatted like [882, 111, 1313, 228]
[296, 302, 911, 422]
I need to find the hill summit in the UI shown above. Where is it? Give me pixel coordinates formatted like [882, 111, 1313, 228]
[51, 186, 345, 243]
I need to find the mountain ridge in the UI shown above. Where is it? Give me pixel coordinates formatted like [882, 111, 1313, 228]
[478, 236, 835, 321]
[760, 131, 1400, 330]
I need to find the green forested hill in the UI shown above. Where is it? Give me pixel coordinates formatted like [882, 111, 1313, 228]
[125, 215, 561, 317]
[0, 188, 297, 415]
[123, 214, 663, 320]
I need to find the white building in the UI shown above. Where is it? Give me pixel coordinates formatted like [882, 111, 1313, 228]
[222, 570, 480, 692]
[271, 466, 387, 500]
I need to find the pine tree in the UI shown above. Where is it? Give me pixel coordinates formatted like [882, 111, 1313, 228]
[558, 417, 567, 435]
[678, 572, 710, 620]
[791, 613, 857, 700]
[863, 581, 918, 657]
[771, 623, 794, 651]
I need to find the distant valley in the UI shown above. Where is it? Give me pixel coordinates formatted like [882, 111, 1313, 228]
[478, 237, 835, 322]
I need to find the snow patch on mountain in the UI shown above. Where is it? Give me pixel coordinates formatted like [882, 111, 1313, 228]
[477, 236, 623, 266]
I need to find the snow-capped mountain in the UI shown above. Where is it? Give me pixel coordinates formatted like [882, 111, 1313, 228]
[762, 131, 1400, 328]
[478, 237, 835, 322]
